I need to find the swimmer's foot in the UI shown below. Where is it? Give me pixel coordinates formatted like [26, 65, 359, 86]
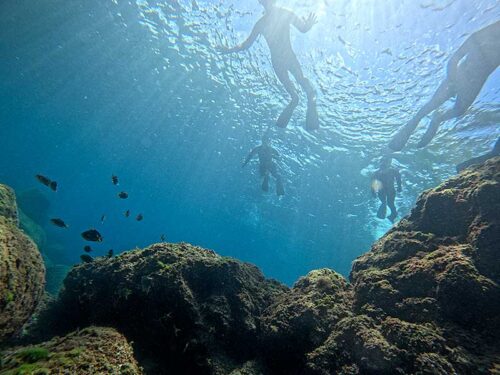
[276, 180, 285, 196]
[388, 212, 397, 223]
[262, 177, 270, 192]
[277, 101, 298, 128]
[305, 100, 319, 131]
[388, 120, 418, 151]
[377, 205, 387, 219]
[417, 120, 440, 148]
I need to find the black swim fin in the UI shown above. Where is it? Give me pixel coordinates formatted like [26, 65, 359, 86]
[276, 179, 285, 196]
[305, 99, 319, 131]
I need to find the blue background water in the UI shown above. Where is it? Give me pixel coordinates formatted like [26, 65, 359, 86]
[0, 0, 499, 285]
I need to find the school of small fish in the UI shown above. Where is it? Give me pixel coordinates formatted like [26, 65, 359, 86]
[36, 173, 165, 263]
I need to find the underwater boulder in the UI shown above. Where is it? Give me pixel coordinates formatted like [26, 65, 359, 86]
[49, 242, 287, 374]
[0, 326, 142, 374]
[0, 185, 18, 225]
[0, 184, 46, 344]
[346, 157, 500, 374]
[260, 269, 352, 372]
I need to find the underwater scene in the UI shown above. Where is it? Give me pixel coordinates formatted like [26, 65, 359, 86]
[0, 0, 499, 374]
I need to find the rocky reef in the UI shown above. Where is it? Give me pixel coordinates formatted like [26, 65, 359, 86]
[0, 327, 142, 374]
[0, 185, 45, 343]
[44, 243, 287, 374]
[1, 158, 498, 374]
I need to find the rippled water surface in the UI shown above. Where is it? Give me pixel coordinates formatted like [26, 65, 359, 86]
[0, 0, 499, 284]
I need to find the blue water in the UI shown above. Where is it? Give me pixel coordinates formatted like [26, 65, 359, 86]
[0, 0, 499, 285]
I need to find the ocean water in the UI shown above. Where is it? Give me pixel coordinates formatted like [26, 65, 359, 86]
[0, 0, 498, 286]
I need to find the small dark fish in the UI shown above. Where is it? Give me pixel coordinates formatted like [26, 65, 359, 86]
[84, 245, 92, 253]
[136, 214, 143, 222]
[80, 254, 93, 263]
[36, 175, 58, 192]
[81, 229, 103, 242]
[125, 210, 130, 218]
[112, 175, 119, 186]
[101, 215, 106, 224]
[160, 234, 166, 242]
[107, 249, 114, 258]
[50, 218, 68, 228]
[118, 192, 129, 199]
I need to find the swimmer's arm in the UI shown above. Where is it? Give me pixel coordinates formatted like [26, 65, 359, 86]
[242, 147, 259, 168]
[220, 20, 262, 54]
[291, 12, 317, 33]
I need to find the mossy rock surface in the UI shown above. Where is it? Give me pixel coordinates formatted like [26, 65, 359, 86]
[45, 243, 287, 374]
[0, 327, 142, 374]
[0, 184, 45, 343]
[0, 185, 18, 225]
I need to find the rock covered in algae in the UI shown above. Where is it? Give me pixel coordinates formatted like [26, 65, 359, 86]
[0, 184, 45, 343]
[0, 185, 18, 225]
[307, 157, 500, 374]
[259, 269, 352, 372]
[51, 243, 287, 374]
[0, 327, 142, 374]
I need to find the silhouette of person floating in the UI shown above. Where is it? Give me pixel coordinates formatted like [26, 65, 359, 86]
[389, 20, 500, 151]
[220, 0, 319, 131]
[243, 136, 285, 196]
[456, 137, 500, 173]
[371, 157, 402, 222]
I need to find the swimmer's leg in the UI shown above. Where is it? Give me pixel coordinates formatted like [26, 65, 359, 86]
[387, 190, 398, 222]
[273, 62, 299, 128]
[270, 165, 285, 196]
[262, 172, 270, 192]
[377, 192, 388, 219]
[289, 59, 319, 131]
[389, 79, 454, 151]
[418, 66, 487, 148]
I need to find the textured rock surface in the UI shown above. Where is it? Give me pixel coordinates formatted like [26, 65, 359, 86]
[307, 157, 500, 375]
[260, 269, 352, 372]
[0, 327, 142, 374]
[0, 185, 18, 225]
[47, 243, 287, 374]
[0, 184, 45, 344]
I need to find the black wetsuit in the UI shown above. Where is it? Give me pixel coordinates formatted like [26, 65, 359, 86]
[244, 144, 285, 196]
[372, 167, 402, 222]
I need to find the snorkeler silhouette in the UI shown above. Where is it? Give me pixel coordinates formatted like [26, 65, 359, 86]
[243, 136, 285, 196]
[371, 156, 402, 222]
[220, 0, 319, 131]
[456, 137, 500, 173]
[389, 20, 500, 151]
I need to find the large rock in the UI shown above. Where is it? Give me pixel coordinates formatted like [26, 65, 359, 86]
[0, 184, 45, 344]
[0, 185, 18, 225]
[308, 157, 500, 374]
[48, 243, 287, 374]
[260, 269, 352, 372]
[0, 327, 142, 374]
